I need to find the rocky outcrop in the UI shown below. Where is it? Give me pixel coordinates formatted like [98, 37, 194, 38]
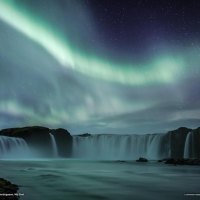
[166, 127, 200, 159]
[0, 178, 19, 200]
[136, 157, 148, 162]
[78, 133, 91, 137]
[0, 126, 72, 157]
[159, 158, 200, 165]
[190, 127, 200, 158]
[166, 127, 191, 159]
[0, 126, 52, 156]
[51, 128, 72, 157]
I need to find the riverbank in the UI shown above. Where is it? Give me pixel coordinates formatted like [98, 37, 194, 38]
[0, 178, 19, 200]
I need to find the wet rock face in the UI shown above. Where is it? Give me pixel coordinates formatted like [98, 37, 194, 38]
[51, 128, 72, 157]
[0, 126, 52, 157]
[167, 127, 192, 159]
[0, 126, 50, 144]
[136, 157, 148, 162]
[168, 127, 200, 159]
[0, 178, 19, 200]
[191, 128, 200, 158]
[0, 126, 72, 157]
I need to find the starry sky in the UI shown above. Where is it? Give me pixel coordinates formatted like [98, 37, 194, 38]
[0, 0, 200, 134]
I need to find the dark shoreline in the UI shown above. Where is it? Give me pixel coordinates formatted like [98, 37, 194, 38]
[0, 178, 19, 200]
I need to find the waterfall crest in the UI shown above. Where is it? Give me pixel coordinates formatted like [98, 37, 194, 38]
[184, 132, 193, 159]
[49, 133, 58, 157]
[0, 136, 29, 159]
[72, 134, 169, 160]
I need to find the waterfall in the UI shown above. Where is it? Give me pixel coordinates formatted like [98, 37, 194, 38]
[72, 134, 168, 160]
[0, 136, 29, 159]
[49, 133, 58, 157]
[184, 132, 192, 158]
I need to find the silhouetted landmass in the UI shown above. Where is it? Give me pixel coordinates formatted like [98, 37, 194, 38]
[136, 157, 148, 162]
[78, 133, 91, 137]
[0, 126, 72, 157]
[158, 158, 200, 165]
[0, 178, 19, 200]
[166, 127, 200, 158]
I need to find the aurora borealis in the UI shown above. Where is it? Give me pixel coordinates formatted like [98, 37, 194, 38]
[0, 0, 200, 134]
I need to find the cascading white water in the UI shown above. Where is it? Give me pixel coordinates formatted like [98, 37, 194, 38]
[72, 134, 168, 160]
[184, 132, 192, 158]
[0, 136, 29, 159]
[49, 133, 58, 157]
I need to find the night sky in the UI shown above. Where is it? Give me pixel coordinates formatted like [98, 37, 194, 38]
[0, 0, 200, 134]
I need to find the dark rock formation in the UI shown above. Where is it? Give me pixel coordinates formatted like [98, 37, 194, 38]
[167, 127, 192, 159]
[136, 157, 148, 162]
[159, 158, 200, 165]
[155, 127, 200, 159]
[0, 126, 72, 157]
[51, 128, 72, 157]
[115, 160, 127, 163]
[78, 133, 91, 137]
[190, 127, 200, 158]
[0, 126, 51, 156]
[0, 178, 19, 200]
[164, 158, 177, 165]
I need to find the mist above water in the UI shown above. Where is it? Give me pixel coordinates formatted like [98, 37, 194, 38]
[0, 136, 32, 159]
[0, 131, 198, 160]
[72, 134, 170, 160]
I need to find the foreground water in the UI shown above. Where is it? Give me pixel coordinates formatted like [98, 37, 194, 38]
[0, 159, 199, 200]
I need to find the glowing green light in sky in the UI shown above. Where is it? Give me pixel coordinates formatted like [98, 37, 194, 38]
[0, 0, 184, 85]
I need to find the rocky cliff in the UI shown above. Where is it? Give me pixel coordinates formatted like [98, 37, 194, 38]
[0, 126, 72, 157]
[166, 127, 200, 158]
[0, 126, 199, 159]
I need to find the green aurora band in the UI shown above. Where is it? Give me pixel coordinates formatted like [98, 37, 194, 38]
[0, 0, 185, 86]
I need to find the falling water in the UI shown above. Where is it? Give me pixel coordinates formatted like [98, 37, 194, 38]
[72, 134, 169, 160]
[49, 133, 59, 157]
[0, 136, 29, 159]
[184, 132, 192, 158]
